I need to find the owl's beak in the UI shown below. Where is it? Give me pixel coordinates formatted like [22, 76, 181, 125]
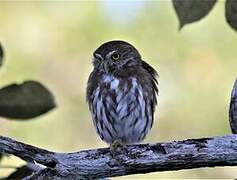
[101, 59, 109, 73]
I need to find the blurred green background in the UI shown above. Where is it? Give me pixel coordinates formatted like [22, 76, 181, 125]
[0, 0, 237, 179]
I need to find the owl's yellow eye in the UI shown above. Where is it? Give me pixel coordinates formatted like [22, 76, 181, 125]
[111, 53, 120, 60]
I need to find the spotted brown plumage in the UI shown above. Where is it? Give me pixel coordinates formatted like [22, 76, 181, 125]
[86, 40, 158, 145]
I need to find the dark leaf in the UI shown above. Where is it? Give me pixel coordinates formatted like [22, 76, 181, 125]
[226, 0, 237, 31]
[229, 78, 237, 134]
[173, 0, 217, 29]
[0, 153, 9, 162]
[0, 81, 56, 119]
[0, 42, 4, 67]
[5, 165, 33, 179]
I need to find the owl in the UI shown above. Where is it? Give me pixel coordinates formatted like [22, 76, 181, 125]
[86, 40, 158, 145]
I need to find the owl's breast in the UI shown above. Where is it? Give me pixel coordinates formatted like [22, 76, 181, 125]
[98, 74, 147, 119]
[88, 74, 153, 144]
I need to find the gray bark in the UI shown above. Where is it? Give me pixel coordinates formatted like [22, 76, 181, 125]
[1, 134, 237, 179]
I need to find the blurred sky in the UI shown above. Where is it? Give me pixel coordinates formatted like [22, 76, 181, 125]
[0, 1, 237, 179]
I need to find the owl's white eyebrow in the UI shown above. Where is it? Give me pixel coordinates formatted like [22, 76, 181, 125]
[94, 53, 104, 60]
[106, 50, 117, 58]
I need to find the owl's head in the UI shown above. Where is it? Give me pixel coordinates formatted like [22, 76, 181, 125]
[92, 40, 141, 73]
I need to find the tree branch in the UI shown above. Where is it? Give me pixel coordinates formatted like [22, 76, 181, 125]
[0, 75, 235, 179]
[229, 78, 237, 133]
[1, 134, 237, 179]
[1, 77, 237, 179]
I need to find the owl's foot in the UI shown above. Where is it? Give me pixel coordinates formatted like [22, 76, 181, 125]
[110, 139, 125, 150]
[110, 139, 128, 159]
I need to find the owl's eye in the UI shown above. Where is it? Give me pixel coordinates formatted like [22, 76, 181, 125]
[111, 53, 120, 61]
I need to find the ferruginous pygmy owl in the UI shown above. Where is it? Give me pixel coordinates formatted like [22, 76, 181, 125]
[86, 40, 158, 145]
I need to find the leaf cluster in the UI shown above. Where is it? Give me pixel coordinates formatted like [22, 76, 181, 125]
[173, 0, 237, 31]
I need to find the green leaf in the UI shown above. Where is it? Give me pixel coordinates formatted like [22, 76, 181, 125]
[5, 165, 34, 179]
[172, 0, 217, 29]
[0, 81, 56, 119]
[226, 0, 237, 32]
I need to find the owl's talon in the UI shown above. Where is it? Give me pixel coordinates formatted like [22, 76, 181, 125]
[110, 140, 128, 159]
[110, 139, 125, 150]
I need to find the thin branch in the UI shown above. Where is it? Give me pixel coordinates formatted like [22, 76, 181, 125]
[229, 78, 237, 133]
[1, 134, 237, 179]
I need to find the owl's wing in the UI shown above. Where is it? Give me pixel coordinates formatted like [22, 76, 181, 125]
[86, 70, 100, 104]
[141, 60, 159, 97]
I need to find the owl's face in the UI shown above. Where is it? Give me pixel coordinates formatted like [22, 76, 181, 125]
[92, 40, 142, 73]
